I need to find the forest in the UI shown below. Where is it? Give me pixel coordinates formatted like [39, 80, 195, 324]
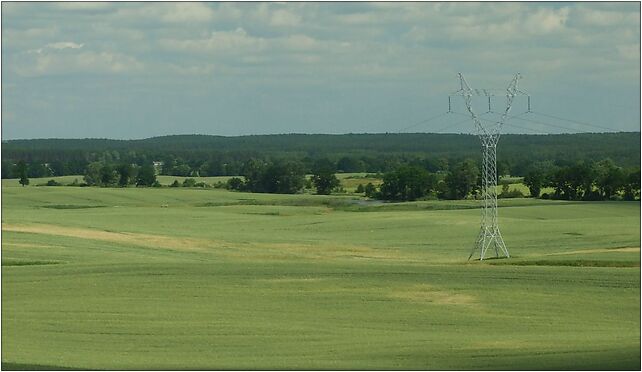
[2, 132, 639, 179]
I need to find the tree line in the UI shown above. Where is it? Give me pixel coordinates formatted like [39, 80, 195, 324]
[522, 159, 640, 201]
[3, 132, 639, 180]
[11, 154, 639, 202]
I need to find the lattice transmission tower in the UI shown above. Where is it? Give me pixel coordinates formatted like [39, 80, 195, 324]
[452, 73, 528, 260]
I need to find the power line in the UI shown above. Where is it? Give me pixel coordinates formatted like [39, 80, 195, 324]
[529, 111, 618, 132]
[483, 110, 600, 134]
[434, 115, 474, 134]
[397, 112, 449, 133]
[511, 114, 602, 133]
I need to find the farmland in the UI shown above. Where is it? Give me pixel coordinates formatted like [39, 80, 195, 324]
[1, 180, 640, 370]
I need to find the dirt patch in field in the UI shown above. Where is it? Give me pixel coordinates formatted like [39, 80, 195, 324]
[546, 247, 640, 256]
[389, 284, 476, 305]
[2, 242, 59, 249]
[1, 223, 416, 263]
[2, 223, 221, 253]
[259, 277, 328, 283]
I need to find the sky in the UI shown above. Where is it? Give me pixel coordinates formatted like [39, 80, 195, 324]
[1, 1, 640, 139]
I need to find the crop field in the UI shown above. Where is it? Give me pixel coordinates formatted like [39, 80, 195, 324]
[1, 181, 640, 370]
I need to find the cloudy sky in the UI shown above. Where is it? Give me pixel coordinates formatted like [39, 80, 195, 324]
[2, 2, 640, 139]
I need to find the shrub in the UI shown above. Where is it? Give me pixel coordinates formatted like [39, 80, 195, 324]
[46, 179, 62, 186]
[182, 178, 197, 187]
[364, 183, 377, 198]
[226, 177, 244, 191]
[498, 184, 525, 198]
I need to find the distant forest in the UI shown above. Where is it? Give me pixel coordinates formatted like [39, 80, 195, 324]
[2, 132, 640, 179]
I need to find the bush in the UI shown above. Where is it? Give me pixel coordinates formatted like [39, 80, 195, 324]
[356, 184, 365, 193]
[182, 178, 197, 187]
[498, 184, 525, 198]
[45, 179, 62, 186]
[364, 183, 377, 198]
[170, 180, 180, 187]
[226, 177, 244, 191]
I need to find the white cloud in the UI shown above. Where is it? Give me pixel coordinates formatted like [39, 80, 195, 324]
[160, 28, 266, 54]
[53, 2, 112, 11]
[269, 9, 302, 27]
[160, 3, 214, 23]
[524, 7, 570, 34]
[13, 49, 143, 77]
[47, 41, 84, 50]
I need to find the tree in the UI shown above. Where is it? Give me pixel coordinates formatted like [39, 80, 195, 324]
[548, 162, 595, 200]
[100, 164, 117, 187]
[117, 164, 135, 187]
[226, 177, 244, 191]
[259, 161, 305, 194]
[356, 184, 365, 193]
[444, 159, 479, 199]
[241, 158, 267, 192]
[379, 165, 436, 201]
[594, 159, 625, 200]
[623, 168, 640, 201]
[170, 180, 180, 188]
[337, 156, 364, 173]
[84, 162, 103, 186]
[136, 164, 157, 187]
[182, 178, 197, 187]
[523, 166, 547, 198]
[16, 161, 29, 187]
[364, 183, 377, 198]
[311, 159, 340, 195]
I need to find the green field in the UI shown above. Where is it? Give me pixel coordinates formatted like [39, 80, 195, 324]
[2, 181, 640, 370]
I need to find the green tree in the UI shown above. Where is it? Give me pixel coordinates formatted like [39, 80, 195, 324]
[523, 168, 546, 198]
[311, 159, 340, 195]
[444, 159, 479, 199]
[136, 164, 157, 187]
[117, 164, 135, 187]
[182, 178, 197, 187]
[241, 158, 267, 192]
[364, 183, 377, 198]
[594, 159, 625, 200]
[83, 161, 103, 186]
[100, 164, 118, 187]
[379, 165, 436, 201]
[226, 177, 244, 191]
[16, 161, 29, 187]
[259, 161, 305, 194]
[337, 156, 364, 173]
[623, 168, 640, 201]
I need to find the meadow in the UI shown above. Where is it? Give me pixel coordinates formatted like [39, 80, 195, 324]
[1, 179, 640, 370]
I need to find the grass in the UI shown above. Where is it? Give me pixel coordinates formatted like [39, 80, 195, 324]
[1, 184, 640, 370]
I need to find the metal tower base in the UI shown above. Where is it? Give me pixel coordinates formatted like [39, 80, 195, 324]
[469, 226, 509, 261]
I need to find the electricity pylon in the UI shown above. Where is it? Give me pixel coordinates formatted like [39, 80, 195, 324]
[453, 73, 527, 260]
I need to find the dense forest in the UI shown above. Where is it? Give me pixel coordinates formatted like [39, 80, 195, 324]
[2, 132, 639, 179]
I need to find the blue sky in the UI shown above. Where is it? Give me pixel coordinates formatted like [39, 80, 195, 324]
[2, 2, 640, 139]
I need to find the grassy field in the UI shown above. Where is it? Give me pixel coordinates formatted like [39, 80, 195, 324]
[1, 182, 640, 370]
